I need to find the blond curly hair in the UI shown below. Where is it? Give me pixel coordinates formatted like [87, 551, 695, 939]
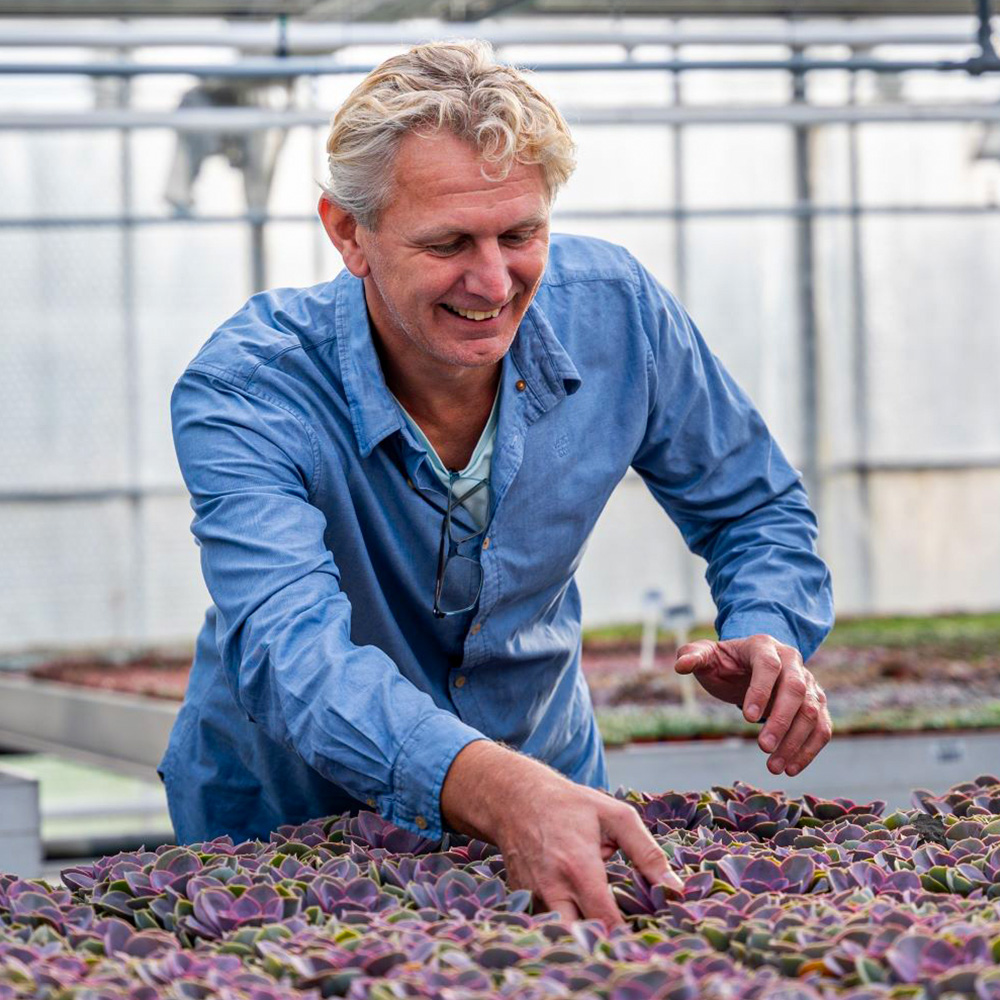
[321, 39, 576, 229]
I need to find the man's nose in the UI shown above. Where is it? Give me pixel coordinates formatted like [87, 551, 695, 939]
[464, 241, 514, 305]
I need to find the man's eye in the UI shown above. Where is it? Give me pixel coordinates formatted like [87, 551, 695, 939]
[503, 231, 534, 245]
[427, 242, 463, 256]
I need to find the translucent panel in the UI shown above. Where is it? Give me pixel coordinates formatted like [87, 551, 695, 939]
[682, 125, 794, 208]
[0, 58, 94, 112]
[0, 501, 133, 648]
[265, 221, 327, 290]
[501, 62, 674, 110]
[314, 73, 367, 121]
[810, 125, 853, 207]
[858, 123, 997, 207]
[269, 126, 329, 217]
[131, 67, 206, 113]
[128, 129, 179, 218]
[134, 222, 251, 484]
[552, 217, 677, 291]
[559, 125, 673, 212]
[142, 493, 209, 643]
[129, 128, 246, 219]
[678, 47, 791, 107]
[813, 217, 863, 467]
[0, 132, 122, 219]
[578, 474, 714, 627]
[817, 471, 870, 617]
[682, 217, 802, 464]
[806, 65, 853, 108]
[0, 228, 128, 490]
[869, 469, 1000, 614]
[861, 214, 1000, 461]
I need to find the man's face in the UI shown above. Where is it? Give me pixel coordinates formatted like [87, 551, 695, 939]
[354, 130, 551, 371]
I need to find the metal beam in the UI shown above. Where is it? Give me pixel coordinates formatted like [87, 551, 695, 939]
[0, 677, 178, 779]
[5, 102, 1000, 131]
[8, 202, 1000, 230]
[1, 54, 997, 77]
[0, 22, 985, 49]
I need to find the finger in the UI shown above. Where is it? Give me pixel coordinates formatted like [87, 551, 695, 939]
[767, 698, 819, 774]
[546, 896, 583, 924]
[758, 648, 809, 755]
[575, 874, 626, 931]
[740, 636, 783, 723]
[606, 804, 684, 892]
[674, 640, 717, 675]
[784, 710, 834, 776]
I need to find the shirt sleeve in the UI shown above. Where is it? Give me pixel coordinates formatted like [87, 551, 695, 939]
[171, 367, 486, 838]
[626, 257, 834, 661]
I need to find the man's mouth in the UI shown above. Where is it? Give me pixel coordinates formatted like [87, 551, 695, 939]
[440, 301, 507, 322]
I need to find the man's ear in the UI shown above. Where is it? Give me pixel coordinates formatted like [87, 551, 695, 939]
[318, 196, 371, 278]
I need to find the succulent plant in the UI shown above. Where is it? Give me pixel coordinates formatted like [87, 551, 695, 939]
[5, 776, 1000, 1000]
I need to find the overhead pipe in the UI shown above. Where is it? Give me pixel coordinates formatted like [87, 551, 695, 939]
[0, 22, 987, 52]
[0, 53, 996, 78]
[3, 102, 1000, 131]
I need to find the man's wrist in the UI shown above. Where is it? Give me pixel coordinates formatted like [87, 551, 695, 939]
[440, 740, 534, 842]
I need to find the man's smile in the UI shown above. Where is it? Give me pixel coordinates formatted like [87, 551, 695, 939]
[437, 298, 513, 324]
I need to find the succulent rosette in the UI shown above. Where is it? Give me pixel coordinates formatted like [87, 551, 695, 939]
[6, 776, 1000, 998]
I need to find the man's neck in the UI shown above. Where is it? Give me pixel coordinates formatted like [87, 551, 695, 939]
[368, 313, 501, 472]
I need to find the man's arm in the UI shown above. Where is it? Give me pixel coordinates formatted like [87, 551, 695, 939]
[626, 257, 835, 774]
[172, 368, 485, 839]
[440, 741, 683, 930]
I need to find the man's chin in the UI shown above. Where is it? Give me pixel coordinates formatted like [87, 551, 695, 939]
[428, 325, 517, 369]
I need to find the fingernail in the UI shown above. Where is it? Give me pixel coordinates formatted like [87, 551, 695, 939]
[770, 757, 785, 772]
[745, 703, 761, 722]
[786, 764, 800, 776]
[660, 871, 684, 891]
[760, 734, 776, 752]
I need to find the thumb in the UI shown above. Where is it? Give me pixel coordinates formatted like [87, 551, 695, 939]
[674, 640, 717, 675]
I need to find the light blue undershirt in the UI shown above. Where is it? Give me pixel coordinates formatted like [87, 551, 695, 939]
[390, 388, 499, 527]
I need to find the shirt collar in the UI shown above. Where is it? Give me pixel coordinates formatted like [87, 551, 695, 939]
[509, 296, 582, 424]
[334, 270, 582, 458]
[334, 271, 404, 459]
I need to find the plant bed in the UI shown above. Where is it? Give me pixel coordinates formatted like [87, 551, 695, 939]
[8, 613, 1000, 749]
[6, 776, 1000, 998]
[586, 613, 1000, 747]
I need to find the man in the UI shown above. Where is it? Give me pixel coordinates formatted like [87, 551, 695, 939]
[162, 39, 834, 929]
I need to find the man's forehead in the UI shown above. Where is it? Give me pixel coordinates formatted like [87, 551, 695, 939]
[380, 129, 550, 234]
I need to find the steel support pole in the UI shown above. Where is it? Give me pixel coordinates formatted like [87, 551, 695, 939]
[111, 53, 146, 646]
[669, 24, 697, 617]
[847, 47, 874, 612]
[791, 53, 821, 514]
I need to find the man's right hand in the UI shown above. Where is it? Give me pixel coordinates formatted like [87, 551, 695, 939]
[440, 740, 683, 930]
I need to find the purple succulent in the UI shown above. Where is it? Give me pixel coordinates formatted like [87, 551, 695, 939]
[708, 793, 803, 838]
[182, 884, 297, 940]
[715, 855, 817, 894]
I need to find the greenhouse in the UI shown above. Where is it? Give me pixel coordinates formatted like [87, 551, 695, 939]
[2, 0, 1000, 996]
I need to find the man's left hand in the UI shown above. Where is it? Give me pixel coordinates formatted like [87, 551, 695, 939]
[674, 634, 832, 777]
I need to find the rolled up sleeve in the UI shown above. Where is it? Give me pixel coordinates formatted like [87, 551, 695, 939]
[172, 367, 485, 837]
[627, 259, 834, 661]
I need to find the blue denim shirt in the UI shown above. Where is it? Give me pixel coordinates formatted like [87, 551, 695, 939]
[161, 233, 834, 845]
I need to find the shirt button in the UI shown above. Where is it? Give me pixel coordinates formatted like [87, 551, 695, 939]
[454, 675, 466, 688]
[469, 622, 482, 635]
[366, 797, 376, 808]
[482, 537, 490, 550]
[515, 379, 526, 392]
[414, 815, 428, 830]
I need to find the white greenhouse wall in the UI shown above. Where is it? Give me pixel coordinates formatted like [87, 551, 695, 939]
[2, 19, 1000, 651]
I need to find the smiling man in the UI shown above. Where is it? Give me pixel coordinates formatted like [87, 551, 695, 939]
[163, 40, 834, 929]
